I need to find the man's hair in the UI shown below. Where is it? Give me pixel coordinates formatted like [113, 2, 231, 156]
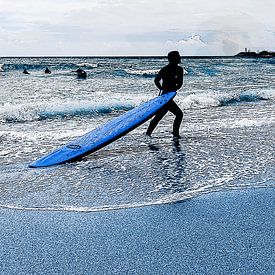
[168, 51, 181, 63]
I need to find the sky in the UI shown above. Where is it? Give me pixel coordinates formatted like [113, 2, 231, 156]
[0, 0, 274, 56]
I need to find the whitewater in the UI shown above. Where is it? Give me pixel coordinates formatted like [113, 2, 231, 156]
[0, 56, 274, 212]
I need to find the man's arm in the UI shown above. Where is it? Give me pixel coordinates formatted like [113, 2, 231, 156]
[176, 67, 183, 90]
[154, 70, 162, 91]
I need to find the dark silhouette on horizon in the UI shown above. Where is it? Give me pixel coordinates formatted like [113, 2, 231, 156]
[146, 51, 183, 138]
[45, 67, 51, 74]
[235, 48, 275, 58]
[75, 68, 87, 79]
[23, 68, 29, 74]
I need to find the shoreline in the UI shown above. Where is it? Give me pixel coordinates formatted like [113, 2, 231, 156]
[0, 187, 274, 274]
[0, 186, 272, 213]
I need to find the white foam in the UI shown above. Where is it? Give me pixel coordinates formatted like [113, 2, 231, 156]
[0, 129, 87, 141]
[76, 63, 98, 68]
[258, 89, 275, 100]
[178, 89, 275, 110]
[185, 117, 274, 133]
[227, 117, 275, 128]
[179, 93, 221, 109]
[125, 69, 159, 76]
[0, 102, 41, 122]
[0, 98, 136, 123]
[127, 68, 188, 76]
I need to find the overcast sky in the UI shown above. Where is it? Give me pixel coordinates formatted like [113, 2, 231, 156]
[0, 0, 274, 56]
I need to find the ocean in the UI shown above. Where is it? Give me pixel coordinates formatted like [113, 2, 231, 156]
[0, 56, 274, 212]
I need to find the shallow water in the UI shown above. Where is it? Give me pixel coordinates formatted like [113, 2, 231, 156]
[0, 57, 274, 211]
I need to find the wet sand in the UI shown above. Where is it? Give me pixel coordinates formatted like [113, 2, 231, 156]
[0, 188, 274, 274]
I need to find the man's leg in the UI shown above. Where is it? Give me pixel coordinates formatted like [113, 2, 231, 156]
[146, 107, 168, 136]
[167, 100, 183, 137]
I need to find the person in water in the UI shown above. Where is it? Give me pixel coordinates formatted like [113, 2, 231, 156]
[23, 68, 30, 74]
[75, 68, 87, 79]
[146, 51, 183, 137]
[45, 67, 51, 74]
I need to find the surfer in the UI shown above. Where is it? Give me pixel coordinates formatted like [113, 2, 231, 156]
[23, 68, 30, 74]
[74, 68, 87, 79]
[146, 51, 183, 137]
[45, 67, 51, 74]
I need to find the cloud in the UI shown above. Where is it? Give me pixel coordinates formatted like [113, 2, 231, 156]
[165, 35, 207, 55]
[199, 13, 275, 54]
[222, 38, 241, 55]
[177, 35, 207, 46]
[0, 0, 274, 55]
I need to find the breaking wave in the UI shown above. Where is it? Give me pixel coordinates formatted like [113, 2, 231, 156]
[0, 61, 190, 80]
[1, 90, 273, 123]
[0, 90, 275, 123]
[124, 69, 159, 77]
[76, 63, 98, 68]
[124, 69, 188, 77]
[0, 62, 99, 72]
[0, 100, 135, 123]
[179, 89, 274, 109]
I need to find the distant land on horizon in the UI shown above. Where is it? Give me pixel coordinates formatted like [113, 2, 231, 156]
[235, 49, 275, 58]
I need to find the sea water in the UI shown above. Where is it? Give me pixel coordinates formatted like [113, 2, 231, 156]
[0, 57, 274, 212]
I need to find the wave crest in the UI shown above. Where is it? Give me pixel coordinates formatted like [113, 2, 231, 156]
[76, 63, 98, 68]
[0, 100, 134, 123]
[0, 62, 99, 72]
[180, 89, 274, 109]
[1, 90, 273, 123]
[124, 69, 159, 77]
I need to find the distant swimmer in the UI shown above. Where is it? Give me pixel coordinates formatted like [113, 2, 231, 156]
[23, 68, 30, 74]
[75, 68, 83, 73]
[146, 51, 183, 138]
[75, 68, 87, 79]
[45, 67, 51, 74]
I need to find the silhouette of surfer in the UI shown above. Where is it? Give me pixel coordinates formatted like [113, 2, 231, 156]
[74, 68, 87, 79]
[45, 67, 51, 74]
[23, 68, 30, 74]
[146, 51, 183, 137]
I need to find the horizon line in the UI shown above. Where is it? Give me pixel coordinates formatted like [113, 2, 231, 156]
[0, 55, 239, 58]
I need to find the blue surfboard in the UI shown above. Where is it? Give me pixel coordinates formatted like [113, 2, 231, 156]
[29, 91, 176, 168]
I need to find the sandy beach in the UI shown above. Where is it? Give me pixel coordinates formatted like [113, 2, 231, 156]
[1, 0, 275, 273]
[0, 187, 274, 274]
